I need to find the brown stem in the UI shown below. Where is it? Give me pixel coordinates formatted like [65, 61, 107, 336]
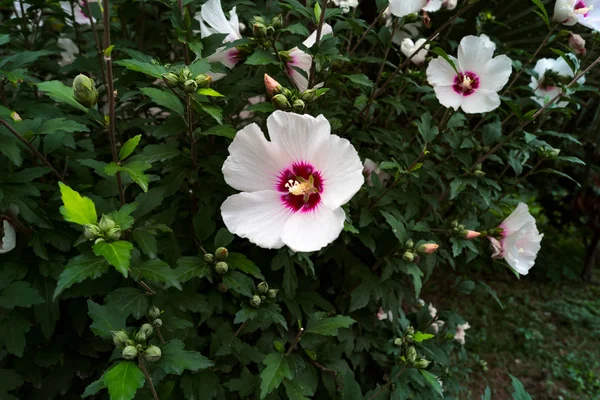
[348, 7, 386, 58]
[155, 326, 166, 345]
[83, 0, 106, 82]
[70, 1, 83, 51]
[0, 119, 67, 184]
[367, 367, 407, 400]
[138, 358, 160, 400]
[233, 321, 248, 337]
[186, 94, 197, 170]
[308, 0, 328, 89]
[178, 0, 190, 65]
[102, 0, 125, 206]
[285, 328, 305, 355]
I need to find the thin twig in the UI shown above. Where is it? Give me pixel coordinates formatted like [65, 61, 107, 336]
[178, 0, 190, 65]
[285, 328, 305, 355]
[186, 94, 197, 169]
[155, 326, 166, 345]
[308, 0, 328, 89]
[83, 0, 106, 82]
[348, 7, 386, 58]
[234, 321, 248, 337]
[138, 358, 160, 400]
[0, 119, 67, 183]
[367, 367, 407, 400]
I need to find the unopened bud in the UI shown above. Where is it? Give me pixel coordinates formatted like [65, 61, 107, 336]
[250, 294, 262, 307]
[300, 89, 317, 103]
[106, 226, 121, 241]
[204, 253, 215, 263]
[270, 14, 283, 29]
[252, 22, 268, 38]
[473, 170, 486, 178]
[215, 247, 228, 261]
[215, 261, 229, 275]
[135, 331, 147, 342]
[405, 334, 414, 343]
[406, 326, 415, 335]
[149, 306, 161, 320]
[405, 239, 414, 249]
[292, 99, 305, 112]
[272, 94, 291, 110]
[457, 224, 465, 231]
[11, 111, 22, 122]
[180, 67, 192, 81]
[122, 345, 138, 360]
[264, 74, 282, 97]
[406, 346, 417, 363]
[394, 338, 403, 346]
[83, 224, 101, 240]
[418, 243, 439, 254]
[183, 79, 198, 93]
[73, 74, 99, 108]
[194, 74, 212, 88]
[257, 282, 269, 294]
[569, 33, 586, 56]
[266, 288, 279, 299]
[414, 358, 431, 369]
[479, 359, 488, 372]
[144, 345, 162, 362]
[140, 323, 154, 337]
[152, 318, 163, 328]
[98, 215, 116, 231]
[111, 330, 129, 347]
[162, 72, 179, 88]
[402, 251, 415, 262]
[464, 230, 481, 240]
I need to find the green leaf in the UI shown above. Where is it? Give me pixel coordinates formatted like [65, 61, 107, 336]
[557, 156, 585, 165]
[305, 312, 355, 336]
[92, 240, 134, 277]
[132, 229, 158, 258]
[260, 352, 295, 399]
[107, 203, 137, 230]
[87, 300, 126, 339]
[54, 253, 110, 300]
[119, 134, 142, 160]
[342, 372, 363, 400]
[105, 288, 149, 319]
[157, 339, 214, 375]
[140, 87, 184, 115]
[509, 374, 533, 400]
[114, 59, 168, 78]
[350, 272, 377, 312]
[103, 361, 145, 400]
[415, 113, 439, 143]
[0, 312, 30, 357]
[380, 211, 406, 242]
[0, 136, 22, 166]
[197, 88, 223, 97]
[200, 104, 223, 124]
[0, 369, 23, 392]
[234, 306, 259, 324]
[530, 0, 550, 27]
[420, 370, 443, 398]
[0, 281, 44, 309]
[33, 277, 60, 340]
[223, 271, 255, 297]
[228, 252, 264, 279]
[37, 118, 89, 135]
[214, 228, 234, 248]
[413, 332, 435, 343]
[133, 259, 182, 290]
[200, 124, 236, 139]
[82, 377, 106, 398]
[58, 182, 97, 225]
[429, 47, 458, 73]
[0, 34, 10, 47]
[245, 48, 278, 65]
[284, 379, 312, 400]
[37, 81, 88, 112]
[173, 256, 212, 284]
[105, 160, 152, 192]
[535, 168, 581, 187]
[345, 74, 374, 88]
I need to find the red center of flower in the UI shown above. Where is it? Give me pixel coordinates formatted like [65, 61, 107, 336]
[277, 162, 323, 212]
[575, 1, 591, 17]
[452, 71, 480, 96]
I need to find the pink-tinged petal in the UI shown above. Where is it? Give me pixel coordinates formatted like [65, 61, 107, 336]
[208, 47, 239, 69]
[432, 86, 463, 110]
[460, 89, 500, 114]
[287, 48, 312, 92]
[500, 203, 533, 234]
[222, 123, 290, 192]
[281, 204, 346, 252]
[577, 4, 600, 30]
[457, 35, 495, 74]
[389, 0, 427, 17]
[479, 55, 512, 91]
[553, 0, 578, 25]
[422, 0, 443, 12]
[221, 191, 291, 249]
[497, 203, 543, 275]
[426, 56, 458, 87]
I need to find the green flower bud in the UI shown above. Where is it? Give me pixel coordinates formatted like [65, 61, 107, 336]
[394, 338, 403, 346]
[300, 89, 317, 103]
[414, 358, 431, 369]
[272, 94, 291, 110]
[252, 22, 268, 38]
[73, 74, 99, 108]
[215, 261, 229, 275]
[402, 251, 415, 262]
[270, 15, 283, 29]
[106, 226, 121, 241]
[148, 306, 161, 320]
[215, 247, 229, 261]
[122, 345, 138, 360]
[83, 224, 101, 240]
[406, 346, 417, 363]
[473, 170, 486, 178]
[180, 67, 192, 81]
[405, 334, 414, 343]
[98, 215, 116, 232]
[152, 318, 163, 328]
[266, 288, 279, 299]
[135, 331, 147, 343]
[183, 79, 198, 94]
[111, 330, 130, 347]
[253, 16, 266, 25]
[406, 326, 415, 335]
[257, 282, 269, 294]
[250, 295, 262, 307]
[405, 239, 414, 249]
[204, 253, 215, 263]
[194, 74, 212, 88]
[144, 345, 162, 362]
[162, 72, 179, 88]
[292, 99, 305, 112]
[140, 323, 154, 337]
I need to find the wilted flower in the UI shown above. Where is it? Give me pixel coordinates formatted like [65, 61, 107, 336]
[401, 38, 430, 65]
[569, 33, 586, 55]
[553, 0, 600, 30]
[492, 203, 543, 275]
[389, 0, 443, 18]
[331, 0, 359, 13]
[363, 159, 391, 187]
[286, 25, 333, 92]
[426, 35, 512, 113]
[221, 111, 364, 252]
[530, 56, 584, 107]
[0, 220, 16, 254]
[454, 322, 470, 345]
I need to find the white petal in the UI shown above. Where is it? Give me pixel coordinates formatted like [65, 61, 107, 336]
[422, 0, 443, 12]
[479, 55, 512, 91]
[532, 58, 556, 78]
[302, 23, 333, 48]
[389, 0, 427, 17]
[460, 90, 501, 113]
[426, 56, 458, 87]
[457, 35, 494, 74]
[266, 110, 331, 164]
[550, 56, 575, 77]
[287, 48, 313, 92]
[577, 4, 600, 30]
[500, 203, 532, 234]
[208, 47, 239, 69]
[0, 220, 16, 254]
[281, 205, 346, 252]
[199, 0, 239, 39]
[479, 34, 496, 53]
[221, 191, 291, 249]
[222, 123, 290, 192]
[432, 86, 463, 110]
[57, 37, 79, 55]
[553, 0, 578, 25]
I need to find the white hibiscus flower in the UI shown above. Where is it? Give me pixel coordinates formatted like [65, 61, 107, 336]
[454, 322, 470, 344]
[286, 24, 333, 93]
[221, 111, 364, 252]
[530, 56, 584, 107]
[60, 1, 94, 25]
[426, 35, 512, 113]
[331, 0, 359, 13]
[58, 36, 79, 66]
[400, 38, 429, 65]
[389, 0, 442, 18]
[553, 0, 600, 30]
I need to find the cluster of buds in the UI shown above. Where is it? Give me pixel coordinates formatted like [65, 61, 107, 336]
[250, 281, 279, 307]
[162, 67, 212, 94]
[451, 220, 481, 240]
[264, 74, 321, 113]
[73, 74, 99, 108]
[472, 163, 486, 178]
[148, 305, 163, 328]
[401, 239, 439, 262]
[83, 215, 121, 243]
[110, 323, 161, 363]
[539, 145, 560, 160]
[252, 15, 283, 39]
[394, 326, 431, 369]
[204, 247, 229, 275]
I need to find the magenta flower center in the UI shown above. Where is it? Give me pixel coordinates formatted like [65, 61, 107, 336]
[574, 1, 591, 17]
[277, 162, 323, 212]
[452, 71, 480, 96]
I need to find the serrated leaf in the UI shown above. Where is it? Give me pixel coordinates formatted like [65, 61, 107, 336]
[380, 211, 406, 242]
[114, 59, 168, 78]
[199, 104, 223, 124]
[173, 256, 212, 284]
[245, 48, 278, 65]
[82, 377, 106, 398]
[228, 252, 264, 279]
[58, 182, 97, 225]
[119, 134, 142, 160]
[105, 288, 149, 319]
[157, 339, 213, 375]
[107, 203, 137, 231]
[342, 372, 363, 400]
[87, 300, 126, 339]
[0, 312, 30, 357]
[260, 353, 295, 399]
[345, 73, 374, 88]
[350, 272, 377, 312]
[132, 229, 158, 258]
[92, 240, 134, 277]
[105, 160, 152, 192]
[413, 331, 435, 343]
[509, 374, 533, 400]
[133, 259, 182, 290]
[234, 306, 259, 324]
[37, 81, 88, 112]
[103, 361, 145, 400]
[415, 113, 439, 143]
[140, 87, 184, 115]
[305, 312, 355, 336]
[223, 271, 255, 297]
[420, 370, 443, 398]
[54, 253, 110, 300]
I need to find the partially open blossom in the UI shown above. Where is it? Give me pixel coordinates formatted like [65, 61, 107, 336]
[331, 0, 359, 13]
[426, 35, 512, 114]
[569, 33, 586, 55]
[221, 111, 364, 252]
[60, 1, 94, 25]
[455, 322, 470, 345]
[553, 0, 600, 30]
[464, 230, 481, 239]
[492, 203, 543, 275]
[363, 158, 391, 187]
[0, 220, 16, 254]
[530, 56, 584, 107]
[286, 24, 333, 92]
[401, 38, 430, 65]
[418, 243, 439, 254]
[195, 0, 242, 80]
[377, 307, 393, 321]
[264, 74, 282, 97]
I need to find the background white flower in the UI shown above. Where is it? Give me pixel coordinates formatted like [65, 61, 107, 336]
[401, 38, 430, 65]
[58, 36, 79, 66]
[221, 111, 364, 252]
[553, 0, 600, 30]
[389, 0, 443, 17]
[0, 220, 16, 254]
[363, 158, 391, 187]
[455, 322, 470, 344]
[60, 1, 94, 25]
[287, 24, 333, 92]
[331, 0, 359, 13]
[426, 35, 512, 113]
[530, 56, 584, 107]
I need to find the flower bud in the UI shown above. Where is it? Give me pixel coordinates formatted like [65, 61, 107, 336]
[414, 358, 431, 369]
[215, 247, 229, 261]
[152, 318, 163, 328]
[405, 334, 413, 343]
[272, 94, 291, 110]
[264, 74, 282, 97]
[215, 261, 229, 275]
[144, 345, 162, 362]
[204, 253, 215, 263]
[135, 331, 147, 342]
[418, 243, 439, 254]
[569, 33, 586, 56]
[300, 89, 317, 103]
[140, 323, 154, 337]
[402, 251, 415, 262]
[473, 170, 486, 178]
[292, 99, 305, 112]
[405, 239, 414, 249]
[270, 14, 283, 29]
[194, 74, 212, 88]
[394, 338, 403, 346]
[250, 295, 262, 307]
[180, 67, 192, 81]
[122, 345, 138, 360]
[98, 215, 116, 231]
[406, 346, 417, 363]
[83, 224, 101, 240]
[149, 306, 161, 320]
[106, 226, 121, 241]
[267, 288, 279, 299]
[183, 79, 198, 93]
[406, 326, 415, 335]
[457, 224, 465, 231]
[257, 281, 269, 294]
[253, 22, 268, 38]
[464, 230, 481, 240]
[162, 72, 179, 88]
[11, 111, 22, 122]
[111, 330, 130, 347]
[73, 74, 99, 108]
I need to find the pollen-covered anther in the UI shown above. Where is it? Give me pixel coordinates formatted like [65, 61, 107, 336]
[285, 179, 312, 196]
[574, 5, 592, 14]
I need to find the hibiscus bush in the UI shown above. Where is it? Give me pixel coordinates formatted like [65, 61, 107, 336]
[0, 0, 598, 398]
